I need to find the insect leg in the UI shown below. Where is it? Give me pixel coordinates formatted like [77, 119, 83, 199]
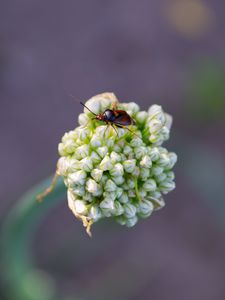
[103, 123, 110, 137]
[115, 124, 140, 139]
[111, 124, 119, 136]
[36, 171, 60, 202]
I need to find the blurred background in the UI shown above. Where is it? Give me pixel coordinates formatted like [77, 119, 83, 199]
[1, 0, 225, 299]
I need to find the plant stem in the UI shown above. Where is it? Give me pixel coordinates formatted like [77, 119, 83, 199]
[1, 175, 66, 300]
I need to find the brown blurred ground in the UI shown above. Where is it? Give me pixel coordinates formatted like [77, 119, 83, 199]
[1, 1, 225, 299]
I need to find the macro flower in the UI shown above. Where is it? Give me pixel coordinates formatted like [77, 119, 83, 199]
[57, 92, 177, 236]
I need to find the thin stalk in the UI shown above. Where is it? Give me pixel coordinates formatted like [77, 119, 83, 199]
[1, 175, 66, 300]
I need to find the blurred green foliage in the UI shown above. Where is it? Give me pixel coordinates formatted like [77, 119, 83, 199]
[188, 60, 225, 122]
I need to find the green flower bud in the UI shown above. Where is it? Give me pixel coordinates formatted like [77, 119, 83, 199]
[72, 185, 85, 197]
[100, 198, 115, 217]
[113, 144, 121, 153]
[155, 172, 167, 183]
[89, 205, 102, 222]
[115, 187, 123, 199]
[61, 140, 77, 155]
[83, 191, 93, 202]
[68, 170, 87, 186]
[75, 144, 89, 159]
[123, 203, 137, 218]
[90, 151, 101, 164]
[149, 147, 160, 161]
[114, 201, 124, 216]
[159, 180, 176, 194]
[148, 119, 163, 134]
[157, 153, 170, 168]
[78, 112, 89, 126]
[96, 146, 108, 158]
[166, 171, 175, 180]
[134, 146, 147, 159]
[74, 200, 88, 215]
[139, 188, 147, 198]
[140, 167, 150, 180]
[130, 137, 143, 148]
[65, 133, 77, 143]
[105, 179, 117, 192]
[136, 111, 148, 125]
[148, 105, 165, 123]
[118, 191, 129, 203]
[91, 168, 103, 182]
[167, 152, 178, 169]
[140, 155, 152, 168]
[99, 155, 113, 171]
[103, 191, 117, 201]
[84, 96, 101, 115]
[110, 151, 122, 163]
[148, 196, 165, 210]
[143, 179, 157, 192]
[148, 190, 162, 199]
[109, 163, 124, 177]
[90, 134, 102, 148]
[80, 157, 93, 172]
[126, 178, 135, 189]
[123, 159, 136, 173]
[126, 215, 138, 227]
[151, 165, 164, 176]
[123, 145, 133, 156]
[111, 175, 125, 185]
[86, 179, 102, 196]
[137, 200, 154, 218]
[115, 215, 127, 225]
[76, 127, 91, 141]
[57, 157, 70, 176]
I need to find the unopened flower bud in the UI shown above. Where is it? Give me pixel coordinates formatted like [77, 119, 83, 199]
[68, 170, 87, 186]
[89, 205, 102, 222]
[123, 159, 136, 173]
[105, 179, 117, 192]
[124, 203, 137, 218]
[96, 146, 108, 158]
[86, 178, 102, 196]
[110, 151, 121, 163]
[159, 180, 176, 194]
[78, 113, 89, 126]
[100, 198, 115, 217]
[126, 215, 138, 227]
[140, 155, 152, 168]
[74, 200, 88, 215]
[111, 175, 125, 185]
[114, 201, 124, 216]
[109, 163, 124, 177]
[75, 144, 89, 159]
[143, 179, 157, 192]
[137, 200, 154, 218]
[99, 155, 113, 171]
[118, 192, 129, 204]
[149, 147, 160, 161]
[80, 157, 93, 172]
[91, 168, 103, 182]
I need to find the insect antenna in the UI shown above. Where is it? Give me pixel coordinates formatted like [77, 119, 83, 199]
[80, 102, 97, 116]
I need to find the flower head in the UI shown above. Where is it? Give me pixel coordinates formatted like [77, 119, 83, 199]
[57, 93, 177, 235]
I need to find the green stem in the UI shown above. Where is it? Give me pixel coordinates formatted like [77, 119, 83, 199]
[1, 175, 66, 300]
[134, 177, 142, 202]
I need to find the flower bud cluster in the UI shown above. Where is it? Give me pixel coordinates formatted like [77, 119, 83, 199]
[57, 93, 177, 235]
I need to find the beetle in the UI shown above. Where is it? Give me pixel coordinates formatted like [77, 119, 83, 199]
[80, 101, 137, 136]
